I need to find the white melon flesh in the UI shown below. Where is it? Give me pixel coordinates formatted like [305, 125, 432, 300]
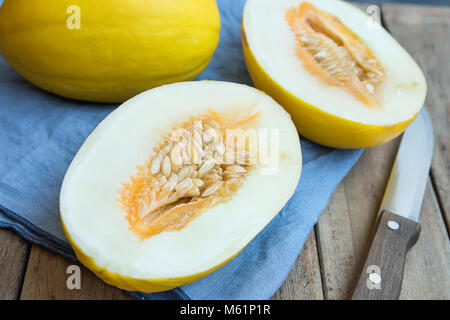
[60, 81, 301, 290]
[243, 0, 426, 126]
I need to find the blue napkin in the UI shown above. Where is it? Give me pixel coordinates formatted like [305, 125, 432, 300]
[0, 0, 362, 300]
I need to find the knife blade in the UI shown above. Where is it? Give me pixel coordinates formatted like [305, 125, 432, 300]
[352, 109, 434, 300]
[379, 109, 434, 222]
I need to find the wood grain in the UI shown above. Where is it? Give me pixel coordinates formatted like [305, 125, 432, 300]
[0, 229, 29, 300]
[272, 231, 324, 300]
[20, 245, 132, 300]
[382, 4, 450, 299]
[382, 4, 450, 231]
[316, 138, 401, 299]
[352, 210, 421, 300]
[318, 138, 450, 300]
[400, 181, 450, 300]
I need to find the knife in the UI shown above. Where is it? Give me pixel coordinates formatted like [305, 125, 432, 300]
[352, 109, 434, 300]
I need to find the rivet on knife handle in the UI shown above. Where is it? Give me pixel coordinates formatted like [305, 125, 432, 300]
[352, 210, 421, 300]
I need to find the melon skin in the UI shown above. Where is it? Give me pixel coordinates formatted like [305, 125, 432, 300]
[0, 0, 220, 103]
[59, 81, 302, 293]
[242, 0, 426, 149]
[62, 220, 248, 292]
[64, 214, 266, 292]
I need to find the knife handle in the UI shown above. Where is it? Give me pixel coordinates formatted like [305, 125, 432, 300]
[352, 210, 421, 300]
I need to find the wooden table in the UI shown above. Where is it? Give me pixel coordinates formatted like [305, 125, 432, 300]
[0, 3, 449, 300]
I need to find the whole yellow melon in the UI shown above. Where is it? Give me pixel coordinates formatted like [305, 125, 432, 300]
[0, 0, 220, 102]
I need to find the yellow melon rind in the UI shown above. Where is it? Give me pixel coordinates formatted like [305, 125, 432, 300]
[62, 216, 250, 293]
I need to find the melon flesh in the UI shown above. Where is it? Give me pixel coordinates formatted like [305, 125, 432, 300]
[60, 81, 301, 290]
[243, 0, 426, 126]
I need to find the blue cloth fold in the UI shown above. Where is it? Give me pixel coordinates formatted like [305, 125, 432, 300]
[0, 0, 362, 300]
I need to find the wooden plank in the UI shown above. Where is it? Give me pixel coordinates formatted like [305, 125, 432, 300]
[272, 231, 324, 300]
[20, 245, 133, 300]
[382, 4, 450, 231]
[318, 140, 450, 299]
[317, 138, 401, 299]
[382, 4, 450, 299]
[0, 229, 29, 300]
[400, 181, 450, 299]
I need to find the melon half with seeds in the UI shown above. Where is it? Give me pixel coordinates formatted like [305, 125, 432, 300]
[242, 0, 427, 148]
[60, 81, 301, 292]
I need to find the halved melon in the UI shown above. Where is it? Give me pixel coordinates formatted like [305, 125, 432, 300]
[60, 81, 301, 292]
[242, 0, 427, 148]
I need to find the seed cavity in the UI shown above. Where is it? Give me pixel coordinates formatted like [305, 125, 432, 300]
[286, 2, 385, 107]
[118, 110, 259, 240]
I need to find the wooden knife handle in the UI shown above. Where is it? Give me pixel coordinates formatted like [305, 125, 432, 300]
[352, 210, 421, 300]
